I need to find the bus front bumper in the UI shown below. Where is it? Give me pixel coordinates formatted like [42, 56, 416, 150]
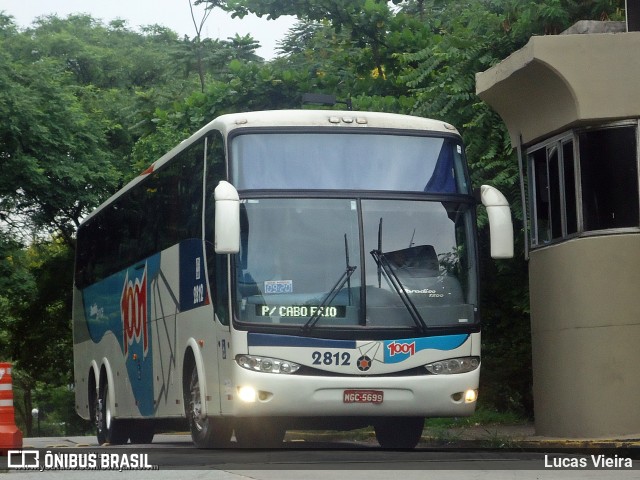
[225, 367, 480, 418]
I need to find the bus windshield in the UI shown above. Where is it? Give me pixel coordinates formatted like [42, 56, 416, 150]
[235, 198, 477, 331]
[230, 132, 470, 194]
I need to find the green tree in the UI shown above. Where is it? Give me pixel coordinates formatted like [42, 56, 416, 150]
[0, 49, 120, 244]
[0, 234, 83, 435]
[189, 0, 216, 92]
[0, 13, 218, 241]
[215, 0, 416, 87]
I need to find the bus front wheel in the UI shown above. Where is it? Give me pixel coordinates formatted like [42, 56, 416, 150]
[374, 417, 424, 449]
[233, 419, 286, 448]
[184, 362, 232, 448]
[128, 420, 155, 444]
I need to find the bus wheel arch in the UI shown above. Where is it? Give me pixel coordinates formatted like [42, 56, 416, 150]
[182, 346, 231, 448]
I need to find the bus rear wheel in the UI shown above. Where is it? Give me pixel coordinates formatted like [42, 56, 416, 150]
[96, 381, 128, 445]
[374, 417, 424, 449]
[184, 363, 232, 448]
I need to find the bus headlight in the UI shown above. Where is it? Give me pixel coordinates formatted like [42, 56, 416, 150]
[236, 355, 301, 374]
[425, 356, 480, 375]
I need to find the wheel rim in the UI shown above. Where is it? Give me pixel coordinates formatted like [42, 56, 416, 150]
[105, 385, 112, 431]
[95, 392, 103, 434]
[188, 368, 205, 432]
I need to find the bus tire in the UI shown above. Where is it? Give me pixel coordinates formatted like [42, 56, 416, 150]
[233, 419, 286, 448]
[96, 381, 129, 445]
[374, 417, 424, 449]
[184, 361, 231, 448]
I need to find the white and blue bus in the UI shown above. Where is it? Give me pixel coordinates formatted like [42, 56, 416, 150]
[72, 109, 513, 449]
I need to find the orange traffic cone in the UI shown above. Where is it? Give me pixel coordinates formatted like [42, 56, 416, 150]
[0, 362, 23, 455]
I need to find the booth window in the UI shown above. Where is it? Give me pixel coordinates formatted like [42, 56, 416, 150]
[579, 127, 638, 231]
[528, 136, 577, 245]
[527, 123, 639, 247]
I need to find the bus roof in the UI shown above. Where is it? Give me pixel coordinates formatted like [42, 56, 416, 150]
[80, 110, 460, 227]
[209, 109, 459, 136]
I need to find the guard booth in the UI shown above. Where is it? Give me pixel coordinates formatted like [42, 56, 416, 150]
[476, 19, 640, 437]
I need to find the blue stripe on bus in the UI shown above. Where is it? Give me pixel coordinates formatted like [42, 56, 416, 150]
[248, 333, 357, 349]
[248, 333, 470, 354]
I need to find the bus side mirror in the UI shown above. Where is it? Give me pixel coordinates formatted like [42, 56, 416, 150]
[214, 181, 240, 254]
[480, 185, 514, 259]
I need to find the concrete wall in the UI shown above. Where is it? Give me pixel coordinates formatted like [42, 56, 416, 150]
[529, 234, 640, 437]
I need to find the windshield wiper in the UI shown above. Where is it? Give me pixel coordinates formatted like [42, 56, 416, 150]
[302, 234, 357, 333]
[370, 249, 428, 333]
[301, 265, 357, 333]
[371, 218, 428, 333]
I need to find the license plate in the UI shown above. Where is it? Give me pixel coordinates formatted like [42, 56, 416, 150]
[343, 389, 384, 404]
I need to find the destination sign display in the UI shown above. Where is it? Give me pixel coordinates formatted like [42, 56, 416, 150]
[256, 305, 346, 318]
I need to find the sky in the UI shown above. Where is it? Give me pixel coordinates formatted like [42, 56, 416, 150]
[0, 0, 297, 59]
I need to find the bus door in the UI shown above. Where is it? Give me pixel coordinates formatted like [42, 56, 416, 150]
[209, 249, 234, 414]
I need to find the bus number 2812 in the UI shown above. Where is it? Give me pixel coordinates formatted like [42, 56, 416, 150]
[312, 351, 351, 366]
[193, 284, 205, 304]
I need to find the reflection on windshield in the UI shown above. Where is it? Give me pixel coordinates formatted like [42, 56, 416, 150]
[235, 198, 477, 331]
[362, 200, 476, 329]
[370, 243, 429, 333]
[236, 199, 362, 328]
[231, 133, 469, 193]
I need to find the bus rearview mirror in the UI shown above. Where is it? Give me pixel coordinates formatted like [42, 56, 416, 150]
[480, 185, 514, 259]
[214, 181, 240, 254]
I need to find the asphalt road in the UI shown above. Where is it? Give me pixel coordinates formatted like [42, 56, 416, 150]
[2, 434, 639, 479]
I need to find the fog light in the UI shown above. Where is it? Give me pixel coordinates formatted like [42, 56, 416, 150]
[464, 389, 478, 403]
[238, 386, 257, 403]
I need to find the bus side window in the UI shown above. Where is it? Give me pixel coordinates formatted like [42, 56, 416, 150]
[205, 131, 229, 325]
